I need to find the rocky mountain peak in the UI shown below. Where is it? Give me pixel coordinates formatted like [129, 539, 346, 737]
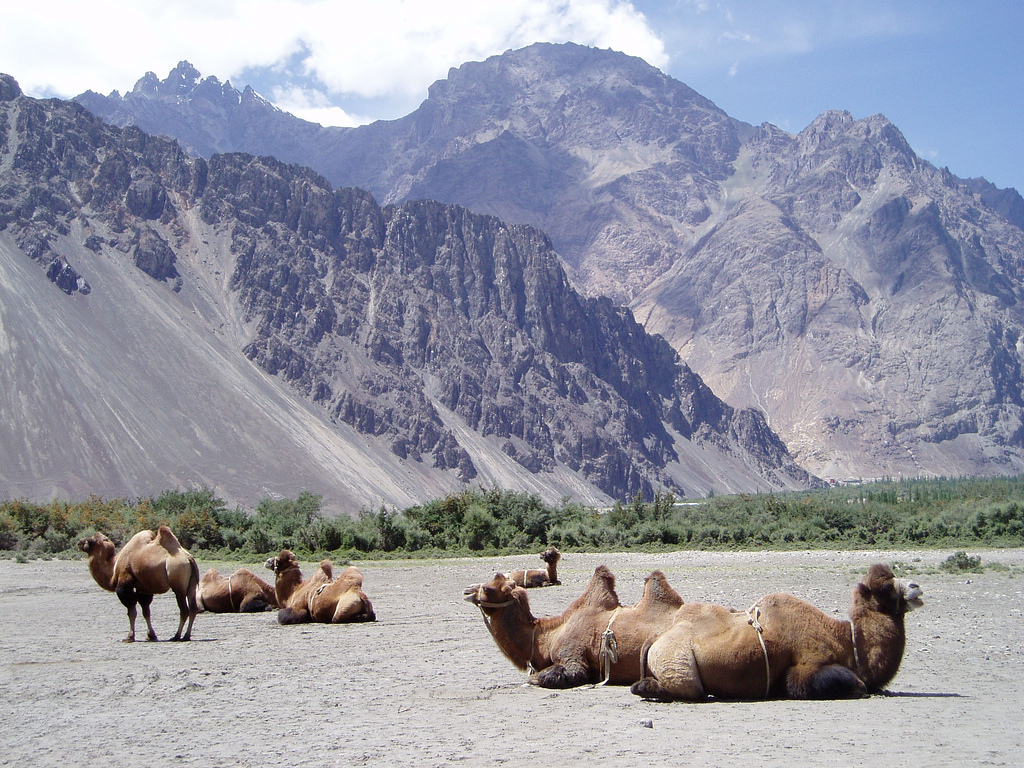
[1, 85, 812, 508]
[61, 41, 1024, 484]
[0, 74, 21, 101]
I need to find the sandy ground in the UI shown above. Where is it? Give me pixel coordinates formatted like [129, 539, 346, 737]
[1, 547, 1022, 767]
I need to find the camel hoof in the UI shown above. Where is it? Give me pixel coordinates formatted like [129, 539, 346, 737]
[630, 678, 675, 702]
[122, 636, 135, 643]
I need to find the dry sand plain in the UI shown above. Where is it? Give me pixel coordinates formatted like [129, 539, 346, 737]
[1, 548, 1022, 767]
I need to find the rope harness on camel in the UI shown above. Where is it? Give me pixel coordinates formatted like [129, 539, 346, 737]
[746, 602, 772, 699]
[227, 573, 235, 611]
[598, 607, 623, 685]
[308, 582, 330, 616]
[473, 596, 540, 673]
[850, 622, 861, 679]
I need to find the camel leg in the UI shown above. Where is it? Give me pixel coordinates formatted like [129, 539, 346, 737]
[529, 659, 592, 688]
[115, 584, 140, 643]
[277, 607, 311, 624]
[240, 596, 273, 612]
[631, 637, 706, 701]
[631, 677, 682, 701]
[137, 593, 158, 641]
[331, 594, 375, 623]
[171, 589, 195, 641]
[787, 663, 867, 699]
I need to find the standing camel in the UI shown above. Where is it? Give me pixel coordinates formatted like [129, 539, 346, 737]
[79, 525, 199, 642]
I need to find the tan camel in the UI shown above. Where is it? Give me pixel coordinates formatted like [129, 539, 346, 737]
[264, 550, 375, 624]
[197, 567, 278, 613]
[78, 526, 199, 642]
[507, 545, 561, 588]
[464, 565, 685, 687]
[631, 564, 924, 701]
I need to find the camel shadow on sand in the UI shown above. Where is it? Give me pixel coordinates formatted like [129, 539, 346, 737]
[881, 690, 964, 698]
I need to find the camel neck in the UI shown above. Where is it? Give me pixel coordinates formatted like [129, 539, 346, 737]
[274, 568, 304, 605]
[486, 599, 549, 672]
[87, 549, 117, 592]
[849, 610, 906, 692]
[546, 562, 558, 584]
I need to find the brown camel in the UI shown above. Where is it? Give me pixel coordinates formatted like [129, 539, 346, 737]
[264, 550, 375, 624]
[507, 545, 561, 588]
[78, 526, 199, 642]
[631, 564, 924, 702]
[464, 565, 685, 688]
[197, 567, 278, 613]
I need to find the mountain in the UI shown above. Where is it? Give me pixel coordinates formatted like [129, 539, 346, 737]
[0, 74, 812, 512]
[76, 43, 1024, 482]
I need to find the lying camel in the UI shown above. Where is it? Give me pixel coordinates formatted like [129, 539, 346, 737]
[197, 567, 278, 613]
[264, 550, 375, 624]
[507, 545, 561, 588]
[631, 564, 924, 702]
[464, 565, 685, 687]
[78, 526, 199, 642]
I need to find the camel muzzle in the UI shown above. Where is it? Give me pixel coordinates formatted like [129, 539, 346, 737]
[896, 579, 924, 610]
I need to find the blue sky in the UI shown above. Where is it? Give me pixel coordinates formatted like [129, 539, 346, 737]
[2, 1, 1021, 192]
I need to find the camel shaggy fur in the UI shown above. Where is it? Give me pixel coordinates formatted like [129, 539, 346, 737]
[507, 546, 561, 588]
[264, 550, 375, 624]
[631, 564, 924, 702]
[464, 565, 685, 688]
[197, 568, 278, 613]
[78, 526, 199, 642]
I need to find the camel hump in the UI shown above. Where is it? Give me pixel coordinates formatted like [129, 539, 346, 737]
[337, 566, 364, 589]
[578, 565, 620, 610]
[318, 560, 335, 580]
[639, 570, 685, 608]
[157, 525, 182, 554]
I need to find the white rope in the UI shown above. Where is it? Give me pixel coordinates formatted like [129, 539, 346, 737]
[850, 622, 861, 678]
[747, 602, 771, 699]
[599, 607, 623, 685]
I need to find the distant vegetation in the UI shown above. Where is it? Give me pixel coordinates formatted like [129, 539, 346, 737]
[2, 476, 1024, 561]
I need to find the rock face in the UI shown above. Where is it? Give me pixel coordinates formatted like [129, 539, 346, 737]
[76, 43, 1024, 482]
[0, 78, 811, 510]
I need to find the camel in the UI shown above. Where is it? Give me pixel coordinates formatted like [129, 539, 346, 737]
[78, 526, 199, 642]
[631, 564, 924, 702]
[264, 550, 375, 624]
[196, 567, 278, 613]
[464, 565, 685, 688]
[507, 545, 561, 588]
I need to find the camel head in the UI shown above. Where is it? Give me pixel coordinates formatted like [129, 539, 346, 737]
[539, 546, 561, 565]
[464, 572, 521, 610]
[265, 550, 300, 574]
[857, 564, 924, 615]
[78, 532, 115, 560]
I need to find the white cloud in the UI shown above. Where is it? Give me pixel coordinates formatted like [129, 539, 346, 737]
[0, 0, 666, 113]
[270, 85, 369, 127]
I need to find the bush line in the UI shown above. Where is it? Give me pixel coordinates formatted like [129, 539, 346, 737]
[2, 476, 1024, 561]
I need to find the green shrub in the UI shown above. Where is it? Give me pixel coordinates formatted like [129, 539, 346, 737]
[940, 551, 983, 572]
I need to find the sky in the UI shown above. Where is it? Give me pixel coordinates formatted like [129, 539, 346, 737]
[2, 0, 1021, 192]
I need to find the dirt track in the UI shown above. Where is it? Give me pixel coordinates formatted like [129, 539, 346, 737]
[2, 548, 1022, 767]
